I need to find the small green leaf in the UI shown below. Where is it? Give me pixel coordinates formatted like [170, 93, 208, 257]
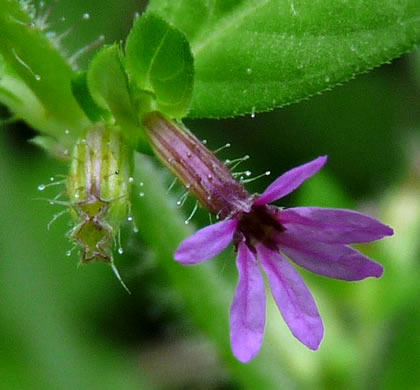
[87, 44, 138, 131]
[71, 72, 111, 123]
[125, 12, 194, 119]
[148, 0, 420, 118]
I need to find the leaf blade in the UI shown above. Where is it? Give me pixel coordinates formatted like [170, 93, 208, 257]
[125, 13, 194, 118]
[148, 0, 420, 118]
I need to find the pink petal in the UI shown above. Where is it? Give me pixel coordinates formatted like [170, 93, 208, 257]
[254, 156, 327, 206]
[279, 207, 394, 244]
[258, 245, 323, 350]
[174, 219, 238, 264]
[230, 242, 266, 363]
[276, 233, 384, 281]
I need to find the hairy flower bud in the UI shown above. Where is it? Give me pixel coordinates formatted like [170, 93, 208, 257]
[67, 124, 132, 263]
[143, 112, 253, 219]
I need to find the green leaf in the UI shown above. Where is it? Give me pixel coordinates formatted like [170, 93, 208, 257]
[148, 0, 420, 118]
[87, 44, 137, 130]
[125, 13, 194, 119]
[71, 72, 111, 123]
[0, 0, 88, 135]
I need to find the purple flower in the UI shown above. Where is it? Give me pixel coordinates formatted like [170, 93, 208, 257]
[175, 156, 393, 362]
[142, 113, 393, 363]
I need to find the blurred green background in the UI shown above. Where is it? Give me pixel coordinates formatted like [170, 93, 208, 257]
[1, 1, 419, 389]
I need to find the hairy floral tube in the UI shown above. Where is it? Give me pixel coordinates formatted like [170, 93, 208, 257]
[143, 112, 253, 219]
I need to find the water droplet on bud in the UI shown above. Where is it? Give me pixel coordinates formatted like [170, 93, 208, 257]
[118, 248, 124, 254]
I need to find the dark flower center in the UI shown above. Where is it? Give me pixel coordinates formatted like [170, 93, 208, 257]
[235, 205, 285, 252]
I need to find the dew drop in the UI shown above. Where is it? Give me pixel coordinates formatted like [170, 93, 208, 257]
[176, 200, 181, 205]
[118, 248, 124, 255]
[134, 11, 140, 19]
[139, 182, 144, 187]
[184, 220, 189, 225]
[82, 13, 90, 20]
[64, 129, 70, 135]
[265, 171, 271, 176]
[128, 177, 134, 183]
[202, 139, 207, 145]
[139, 192, 145, 197]
[35, 74, 41, 81]
[38, 184, 45, 191]
[185, 183, 191, 189]
[133, 226, 139, 233]
[127, 216, 133, 222]
[325, 76, 330, 82]
[247, 68, 252, 74]
[251, 107, 256, 118]
[50, 177, 54, 182]
[245, 171, 252, 176]
[65, 250, 71, 257]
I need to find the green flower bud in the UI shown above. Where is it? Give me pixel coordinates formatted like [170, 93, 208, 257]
[67, 124, 133, 263]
